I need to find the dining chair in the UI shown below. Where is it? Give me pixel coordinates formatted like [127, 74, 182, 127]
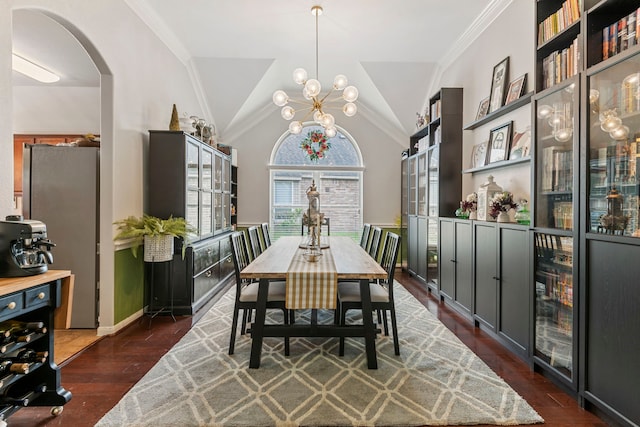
[261, 222, 271, 249]
[367, 226, 382, 261]
[247, 225, 263, 259]
[359, 223, 371, 249]
[337, 231, 401, 356]
[228, 231, 290, 355]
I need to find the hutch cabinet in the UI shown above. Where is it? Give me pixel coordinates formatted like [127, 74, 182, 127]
[148, 131, 234, 316]
[405, 88, 463, 293]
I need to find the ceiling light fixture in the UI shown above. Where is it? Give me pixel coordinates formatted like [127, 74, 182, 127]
[272, 5, 358, 137]
[12, 53, 60, 83]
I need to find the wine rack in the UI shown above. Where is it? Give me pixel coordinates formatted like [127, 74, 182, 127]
[0, 271, 72, 423]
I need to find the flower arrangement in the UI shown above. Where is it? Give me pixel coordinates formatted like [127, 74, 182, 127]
[489, 191, 518, 219]
[301, 130, 331, 162]
[460, 192, 478, 213]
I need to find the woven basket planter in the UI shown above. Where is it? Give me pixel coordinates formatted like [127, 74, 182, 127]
[144, 235, 174, 262]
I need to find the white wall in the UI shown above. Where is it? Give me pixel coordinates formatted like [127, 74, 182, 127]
[437, 0, 534, 219]
[227, 106, 405, 228]
[0, 0, 205, 330]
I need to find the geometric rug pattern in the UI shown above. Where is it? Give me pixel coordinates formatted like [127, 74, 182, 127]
[96, 284, 543, 426]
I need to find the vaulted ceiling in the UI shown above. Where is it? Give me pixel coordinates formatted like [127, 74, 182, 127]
[12, 1, 508, 140]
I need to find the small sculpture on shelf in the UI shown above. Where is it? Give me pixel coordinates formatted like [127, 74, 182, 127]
[599, 187, 628, 234]
[514, 199, 531, 225]
[477, 175, 503, 221]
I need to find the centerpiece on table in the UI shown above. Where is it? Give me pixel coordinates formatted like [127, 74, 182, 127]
[489, 191, 518, 223]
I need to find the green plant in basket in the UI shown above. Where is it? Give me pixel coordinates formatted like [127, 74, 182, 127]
[113, 214, 196, 259]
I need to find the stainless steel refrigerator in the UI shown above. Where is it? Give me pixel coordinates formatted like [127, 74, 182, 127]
[23, 144, 99, 328]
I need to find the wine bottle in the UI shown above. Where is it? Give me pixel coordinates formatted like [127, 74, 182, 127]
[12, 349, 48, 364]
[0, 360, 29, 375]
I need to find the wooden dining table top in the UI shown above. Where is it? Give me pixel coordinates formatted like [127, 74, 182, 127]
[240, 236, 387, 281]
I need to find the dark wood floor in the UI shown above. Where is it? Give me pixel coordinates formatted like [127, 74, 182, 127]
[8, 271, 608, 426]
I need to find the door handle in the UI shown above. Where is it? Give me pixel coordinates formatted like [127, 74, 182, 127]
[493, 276, 500, 281]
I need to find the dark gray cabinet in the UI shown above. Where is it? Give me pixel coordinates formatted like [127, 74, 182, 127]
[438, 218, 472, 317]
[472, 222, 531, 359]
[148, 130, 234, 316]
[405, 88, 463, 293]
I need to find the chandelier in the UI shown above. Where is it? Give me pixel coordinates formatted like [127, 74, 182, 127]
[272, 5, 358, 138]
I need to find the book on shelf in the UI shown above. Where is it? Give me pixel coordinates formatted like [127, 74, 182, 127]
[430, 99, 441, 121]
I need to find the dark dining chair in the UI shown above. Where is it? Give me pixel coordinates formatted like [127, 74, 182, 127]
[359, 223, 371, 249]
[247, 225, 263, 259]
[367, 226, 382, 261]
[228, 231, 290, 355]
[338, 231, 401, 356]
[261, 222, 272, 248]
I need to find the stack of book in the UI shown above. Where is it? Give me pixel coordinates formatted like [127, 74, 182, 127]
[538, 0, 582, 45]
[602, 9, 639, 61]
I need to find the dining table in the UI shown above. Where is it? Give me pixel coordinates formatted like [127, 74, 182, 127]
[240, 235, 387, 369]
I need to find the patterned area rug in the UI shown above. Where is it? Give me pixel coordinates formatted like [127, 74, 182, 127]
[96, 284, 543, 426]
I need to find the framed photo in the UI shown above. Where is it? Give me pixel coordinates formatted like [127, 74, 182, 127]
[509, 127, 531, 160]
[475, 97, 490, 120]
[487, 121, 513, 164]
[505, 73, 527, 105]
[470, 141, 489, 169]
[488, 57, 510, 113]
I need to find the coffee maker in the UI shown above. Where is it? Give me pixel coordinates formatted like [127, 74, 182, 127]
[0, 216, 56, 277]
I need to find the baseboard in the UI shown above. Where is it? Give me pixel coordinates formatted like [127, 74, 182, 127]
[97, 309, 144, 336]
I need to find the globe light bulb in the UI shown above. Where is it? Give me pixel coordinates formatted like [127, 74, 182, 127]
[302, 87, 312, 100]
[610, 125, 630, 140]
[589, 89, 600, 104]
[272, 90, 289, 107]
[305, 79, 321, 97]
[288, 121, 303, 134]
[537, 104, 553, 119]
[600, 111, 622, 132]
[333, 74, 348, 90]
[313, 110, 324, 123]
[343, 85, 359, 102]
[321, 113, 335, 128]
[343, 102, 357, 117]
[554, 128, 573, 142]
[325, 126, 337, 138]
[293, 68, 308, 85]
[281, 106, 295, 120]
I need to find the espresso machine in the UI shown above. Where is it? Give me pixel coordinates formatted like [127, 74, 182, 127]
[0, 215, 56, 277]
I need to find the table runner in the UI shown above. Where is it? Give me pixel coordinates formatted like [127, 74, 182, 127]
[285, 247, 337, 309]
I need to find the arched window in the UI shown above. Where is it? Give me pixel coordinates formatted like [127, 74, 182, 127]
[269, 124, 363, 240]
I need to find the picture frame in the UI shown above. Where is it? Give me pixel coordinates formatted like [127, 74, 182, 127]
[470, 141, 489, 169]
[487, 121, 513, 164]
[488, 57, 510, 113]
[475, 97, 490, 120]
[505, 73, 527, 105]
[509, 127, 531, 160]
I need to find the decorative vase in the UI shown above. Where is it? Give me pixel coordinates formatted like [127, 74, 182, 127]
[497, 211, 510, 223]
[469, 211, 477, 220]
[144, 235, 174, 262]
[514, 203, 531, 225]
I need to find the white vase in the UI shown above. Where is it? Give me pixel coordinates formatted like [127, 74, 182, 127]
[469, 211, 477, 220]
[497, 211, 510, 223]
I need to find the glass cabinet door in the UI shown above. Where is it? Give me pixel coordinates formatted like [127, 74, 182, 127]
[186, 140, 200, 236]
[222, 156, 231, 194]
[417, 152, 427, 216]
[588, 52, 640, 236]
[534, 82, 577, 230]
[428, 145, 439, 217]
[534, 233, 574, 379]
[408, 156, 417, 216]
[200, 147, 214, 237]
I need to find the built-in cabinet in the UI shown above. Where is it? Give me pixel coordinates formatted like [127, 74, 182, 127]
[148, 131, 234, 316]
[404, 88, 463, 292]
[533, 1, 640, 425]
[439, 218, 472, 317]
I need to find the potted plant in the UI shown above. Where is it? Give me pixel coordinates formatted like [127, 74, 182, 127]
[458, 192, 478, 220]
[489, 191, 518, 223]
[113, 214, 196, 261]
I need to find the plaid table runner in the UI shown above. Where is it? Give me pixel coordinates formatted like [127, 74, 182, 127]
[285, 247, 337, 309]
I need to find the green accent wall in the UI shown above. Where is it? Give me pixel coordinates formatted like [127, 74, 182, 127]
[114, 249, 145, 323]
